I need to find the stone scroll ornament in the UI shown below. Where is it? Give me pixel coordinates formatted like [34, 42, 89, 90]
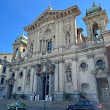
[34, 64, 42, 75]
[65, 63, 72, 82]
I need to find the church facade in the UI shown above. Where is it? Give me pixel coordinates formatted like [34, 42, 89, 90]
[1, 3, 110, 102]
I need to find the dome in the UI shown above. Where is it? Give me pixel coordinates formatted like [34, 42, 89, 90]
[15, 33, 28, 43]
[86, 3, 102, 16]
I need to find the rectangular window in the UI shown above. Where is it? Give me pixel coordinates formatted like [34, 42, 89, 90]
[40, 40, 42, 51]
[47, 40, 52, 51]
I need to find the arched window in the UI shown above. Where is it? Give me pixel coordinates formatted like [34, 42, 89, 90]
[19, 71, 23, 78]
[93, 23, 100, 39]
[12, 72, 15, 78]
[65, 32, 70, 45]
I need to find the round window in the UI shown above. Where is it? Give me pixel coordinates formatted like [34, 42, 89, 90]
[96, 60, 103, 67]
[80, 63, 86, 69]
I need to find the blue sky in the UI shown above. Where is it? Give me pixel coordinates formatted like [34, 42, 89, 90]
[0, 0, 110, 53]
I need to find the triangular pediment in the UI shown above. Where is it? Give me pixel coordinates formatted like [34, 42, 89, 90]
[24, 5, 81, 31]
[32, 9, 62, 24]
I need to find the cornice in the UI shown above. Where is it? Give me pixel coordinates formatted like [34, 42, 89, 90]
[24, 5, 80, 32]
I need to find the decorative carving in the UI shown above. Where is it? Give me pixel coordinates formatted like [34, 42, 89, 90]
[40, 23, 55, 34]
[94, 57, 105, 69]
[87, 54, 94, 58]
[7, 78, 15, 85]
[65, 63, 72, 82]
[24, 67, 27, 69]
[63, 24, 71, 33]
[71, 57, 78, 61]
[91, 68, 109, 78]
[34, 59, 55, 75]
[15, 68, 19, 71]
[81, 83, 89, 89]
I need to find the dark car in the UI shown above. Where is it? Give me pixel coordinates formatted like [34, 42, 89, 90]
[66, 101, 103, 110]
[7, 101, 26, 110]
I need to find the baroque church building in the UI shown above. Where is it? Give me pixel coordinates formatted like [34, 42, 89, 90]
[1, 3, 110, 102]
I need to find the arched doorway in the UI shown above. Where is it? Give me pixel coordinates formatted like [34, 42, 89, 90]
[34, 59, 55, 100]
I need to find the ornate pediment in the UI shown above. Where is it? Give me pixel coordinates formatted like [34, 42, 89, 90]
[24, 5, 81, 32]
[33, 59, 55, 75]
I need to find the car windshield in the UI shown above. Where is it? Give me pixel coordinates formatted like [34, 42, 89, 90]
[77, 101, 96, 106]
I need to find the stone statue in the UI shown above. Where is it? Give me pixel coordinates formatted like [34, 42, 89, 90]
[65, 63, 72, 82]
[66, 68, 72, 82]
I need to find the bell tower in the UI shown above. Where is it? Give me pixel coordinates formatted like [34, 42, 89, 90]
[83, 3, 109, 42]
[12, 33, 28, 61]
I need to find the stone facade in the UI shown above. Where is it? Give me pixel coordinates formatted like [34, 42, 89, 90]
[1, 4, 110, 102]
[0, 53, 12, 99]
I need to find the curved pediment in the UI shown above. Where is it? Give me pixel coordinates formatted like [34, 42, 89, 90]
[24, 5, 81, 32]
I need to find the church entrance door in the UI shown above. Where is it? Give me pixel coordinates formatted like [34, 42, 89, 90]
[42, 74, 49, 100]
[96, 77, 110, 102]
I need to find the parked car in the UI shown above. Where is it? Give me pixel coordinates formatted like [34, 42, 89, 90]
[7, 101, 26, 110]
[66, 101, 103, 110]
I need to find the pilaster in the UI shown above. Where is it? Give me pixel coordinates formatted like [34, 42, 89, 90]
[71, 57, 79, 92]
[22, 67, 27, 92]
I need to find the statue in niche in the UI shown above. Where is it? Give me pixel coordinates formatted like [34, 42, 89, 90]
[65, 63, 72, 82]
[65, 32, 70, 45]
[66, 68, 72, 82]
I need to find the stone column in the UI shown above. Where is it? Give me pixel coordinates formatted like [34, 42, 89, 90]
[101, 19, 106, 32]
[33, 32, 36, 53]
[54, 62, 59, 92]
[71, 57, 79, 92]
[59, 20, 63, 52]
[54, 21, 59, 53]
[13, 68, 19, 93]
[41, 40, 43, 52]
[59, 61, 64, 91]
[87, 54, 98, 101]
[71, 15, 77, 48]
[35, 31, 40, 58]
[12, 47, 16, 61]
[33, 70, 37, 93]
[22, 67, 27, 92]
[30, 67, 34, 93]
[86, 23, 91, 40]
[49, 74, 52, 96]
[57, 61, 64, 100]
